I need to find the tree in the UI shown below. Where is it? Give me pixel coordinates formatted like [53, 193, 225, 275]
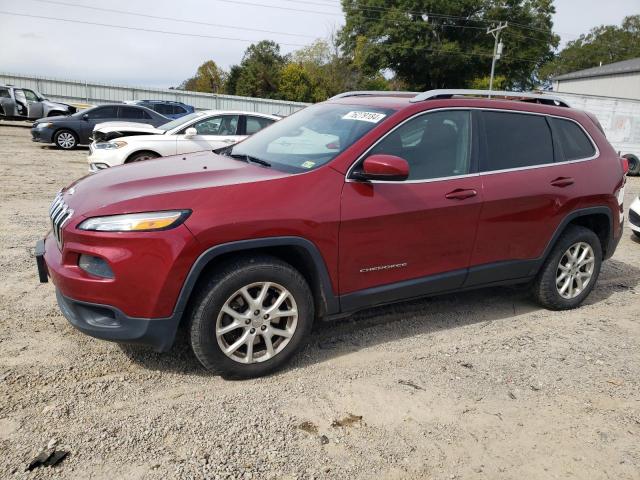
[234, 40, 286, 99]
[279, 63, 313, 102]
[338, 0, 558, 90]
[178, 60, 227, 93]
[225, 65, 243, 95]
[539, 15, 640, 81]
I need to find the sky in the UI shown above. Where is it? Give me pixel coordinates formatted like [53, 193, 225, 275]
[0, 0, 638, 89]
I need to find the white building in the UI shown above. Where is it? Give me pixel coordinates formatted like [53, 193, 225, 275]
[552, 58, 640, 100]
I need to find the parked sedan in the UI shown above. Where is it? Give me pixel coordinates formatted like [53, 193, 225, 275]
[31, 104, 169, 149]
[87, 110, 279, 170]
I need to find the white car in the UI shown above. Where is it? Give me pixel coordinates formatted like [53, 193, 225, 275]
[87, 110, 279, 171]
[630, 195, 640, 239]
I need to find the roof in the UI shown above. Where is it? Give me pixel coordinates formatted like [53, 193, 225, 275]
[554, 57, 640, 81]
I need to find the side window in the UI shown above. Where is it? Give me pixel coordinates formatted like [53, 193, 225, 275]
[369, 110, 472, 180]
[189, 115, 239, 135]
[86, 106, 118, 119]
[154, 104, 172, 115]
[551, 118, 596, 161]
[482, 111, 554, 171]
[23, 89, 39, 102]
[0, 88, 10, 98]
[174, 105, 187, 115]
[119, 106, 147, 119]
[246, 116, 274, 135]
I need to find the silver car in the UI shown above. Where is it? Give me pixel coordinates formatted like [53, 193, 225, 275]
[0, 84, 76, 120]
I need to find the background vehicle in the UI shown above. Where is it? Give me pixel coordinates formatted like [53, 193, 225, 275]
[0, 84, 76, 120]
[547, 91, 640, 175]
[38, 90, 626, 379]
[87, 110, 279, 170]
[31, 104, 169, 149]
[124, 100, 195, 119]
[630, 196, 640, 238]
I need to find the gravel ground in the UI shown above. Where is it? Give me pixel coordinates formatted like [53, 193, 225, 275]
[1, 121, 639, 480]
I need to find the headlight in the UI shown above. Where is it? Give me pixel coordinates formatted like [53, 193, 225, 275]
[94, 141, 128, 150]
[38, 122, 53, 129]
[78, 210, 190, 232]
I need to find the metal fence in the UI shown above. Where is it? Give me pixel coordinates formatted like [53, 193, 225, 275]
[0, 72, 310, 115]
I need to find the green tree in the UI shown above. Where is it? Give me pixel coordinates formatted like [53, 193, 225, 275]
[225, 65, 243, 95]
[279, 63, 313, 102]
[234, 40, 286, 99]
[540, 15, 640, 81]
[338, 0, 558, 90]
[179, 60, 227, 93]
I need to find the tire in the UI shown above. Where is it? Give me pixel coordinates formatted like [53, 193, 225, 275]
[532, 225, 602, 310]
[189, 255, 314, 379]
[625, 154, 640, 176]
[126, 151, 160, 163]
[634, 231, 640, 240]
[54, 129, 78, 150]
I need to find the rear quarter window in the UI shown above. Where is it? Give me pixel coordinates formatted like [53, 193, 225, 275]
[0, 88, 12, 98]
[482, 111, 554, 171]
[551, 117, 596, 161]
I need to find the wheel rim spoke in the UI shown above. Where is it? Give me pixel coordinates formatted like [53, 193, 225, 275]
[556, 242, 595, 299]
[217, 320, 242, 336]
[270, 327, 292, 339]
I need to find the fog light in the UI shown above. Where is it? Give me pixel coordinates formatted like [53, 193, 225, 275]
[78, 254, 114, 279]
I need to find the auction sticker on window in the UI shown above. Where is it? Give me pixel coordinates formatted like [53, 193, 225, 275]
[342, 111, 387, 123]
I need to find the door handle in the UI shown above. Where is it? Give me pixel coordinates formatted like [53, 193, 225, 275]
[550, 176, 574, 187]
[445, 188, 477, 200]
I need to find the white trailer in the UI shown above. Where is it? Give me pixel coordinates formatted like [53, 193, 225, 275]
[544, 91, 640, 175]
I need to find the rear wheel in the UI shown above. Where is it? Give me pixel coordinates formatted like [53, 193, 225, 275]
[189, 256, 314, 379]
[54, 129, 78, 149]
[532, 225, 602, 310]
[624, 154, 639, 176]
[126, 151, 160, 163]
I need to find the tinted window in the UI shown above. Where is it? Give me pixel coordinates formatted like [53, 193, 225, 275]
[0, 88, 10, 98]
[369, 110, 471, 180]
[551, 118, 595, 160]
[153, 104, 173, 115]
[192, 115, 239, 135]
[483, 112, 553, 171]
[86, 106, 119, 119]
[120, 106, 151, 119]
[246, 116, 274, 135]
[174, 105, 187, 114]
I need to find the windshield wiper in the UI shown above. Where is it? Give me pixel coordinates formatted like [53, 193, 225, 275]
[228, 153, 271, 168]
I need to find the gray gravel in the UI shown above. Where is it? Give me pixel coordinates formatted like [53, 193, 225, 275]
[1, 121, 639, 479]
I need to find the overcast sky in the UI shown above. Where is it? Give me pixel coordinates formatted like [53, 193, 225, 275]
[0, 0, 638, 88]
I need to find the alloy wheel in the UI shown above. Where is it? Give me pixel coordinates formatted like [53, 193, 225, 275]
[215, 282, 298, 364]
[57, 132, 76, 149]
[556, 241, 595, 299]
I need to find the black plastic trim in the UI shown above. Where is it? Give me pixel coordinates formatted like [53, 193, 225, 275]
[171, 236, 339, 318]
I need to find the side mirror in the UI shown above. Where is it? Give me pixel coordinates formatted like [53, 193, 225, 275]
[185, 127, 197, 138]
[82, 113, 89, 121]
[354, 154, 409, 181]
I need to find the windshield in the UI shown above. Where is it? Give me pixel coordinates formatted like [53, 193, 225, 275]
[226, 103, 394, 173]
[157, 111, 207, 131]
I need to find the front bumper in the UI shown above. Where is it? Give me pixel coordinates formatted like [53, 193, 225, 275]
[31, 126, 54, 144]
[87, 144, 124, 170]
[55, 290, 180, 352]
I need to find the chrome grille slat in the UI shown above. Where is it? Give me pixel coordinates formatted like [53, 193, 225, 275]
[49, 191, 73, 249]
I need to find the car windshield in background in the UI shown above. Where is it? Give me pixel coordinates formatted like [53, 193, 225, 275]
[157, 112, 205, 131]
[228, 104, 394, 173]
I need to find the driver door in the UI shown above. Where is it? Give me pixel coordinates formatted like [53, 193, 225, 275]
[23, 89, 44, 119]
[176, 114, 241, 154]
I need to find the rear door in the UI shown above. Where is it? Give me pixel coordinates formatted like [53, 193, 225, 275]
[175, 114, 240, 154]
[467, 110, 596, 285]
[339, 109, 483, 307]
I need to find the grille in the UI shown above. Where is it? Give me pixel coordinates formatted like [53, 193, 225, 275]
[630, 207, 640, 227]
[49, 191, 74, 249]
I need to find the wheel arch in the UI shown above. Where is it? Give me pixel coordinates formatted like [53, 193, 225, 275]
[173, 237, 339, 325]
[124, 149, 162, 163]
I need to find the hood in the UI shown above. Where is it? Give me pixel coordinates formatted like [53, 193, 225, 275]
[61, 150, 291, 217]
[42, 100, 76, 114]
[93, 122, 163, 142]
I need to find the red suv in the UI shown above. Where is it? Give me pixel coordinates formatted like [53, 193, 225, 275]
[36, 90, 627, 378]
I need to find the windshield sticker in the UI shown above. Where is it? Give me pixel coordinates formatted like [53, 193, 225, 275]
[301, 160, 316, 169]
[342, 111, 387, 123]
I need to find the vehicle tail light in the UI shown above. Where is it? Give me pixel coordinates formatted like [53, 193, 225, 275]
[621, 157, 629, 174]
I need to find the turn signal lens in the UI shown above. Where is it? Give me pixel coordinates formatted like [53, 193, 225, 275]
[78, 210, 191, 232]
[621, 157, 629, 174]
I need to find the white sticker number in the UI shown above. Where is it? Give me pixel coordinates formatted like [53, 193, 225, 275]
[342, 111, 387, 123]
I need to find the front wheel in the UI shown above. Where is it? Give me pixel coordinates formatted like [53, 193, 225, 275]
[532, 225, 602, 310]
[189, 256, 314, 379]
[126, 151, 160, 163]
[54, 129, 78, 149]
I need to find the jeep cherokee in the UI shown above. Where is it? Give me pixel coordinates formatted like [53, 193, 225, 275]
[36, 89, 628, 378]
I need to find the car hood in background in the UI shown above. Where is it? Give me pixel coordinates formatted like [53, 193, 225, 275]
[92, 122, 163, 142]
[42, 100, 77, 115]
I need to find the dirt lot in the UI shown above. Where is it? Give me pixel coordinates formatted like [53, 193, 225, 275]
[0, 121, 639, 480]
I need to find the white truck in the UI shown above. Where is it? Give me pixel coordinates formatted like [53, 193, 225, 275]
[545, 91, 640, 175]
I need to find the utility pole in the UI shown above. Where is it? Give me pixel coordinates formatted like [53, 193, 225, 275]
[487, 22, 507, 97]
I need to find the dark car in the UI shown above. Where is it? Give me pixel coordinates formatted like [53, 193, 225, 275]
[126, 100, 195, 119]
[37, 89, 627, 378]
[31, 104, 169, 149]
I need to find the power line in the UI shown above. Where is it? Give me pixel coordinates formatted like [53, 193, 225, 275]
[28, 0, 317, 38]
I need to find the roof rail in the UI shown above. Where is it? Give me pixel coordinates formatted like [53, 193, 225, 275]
[410, 89, 571, 107]
[329, 90, 420, 100]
